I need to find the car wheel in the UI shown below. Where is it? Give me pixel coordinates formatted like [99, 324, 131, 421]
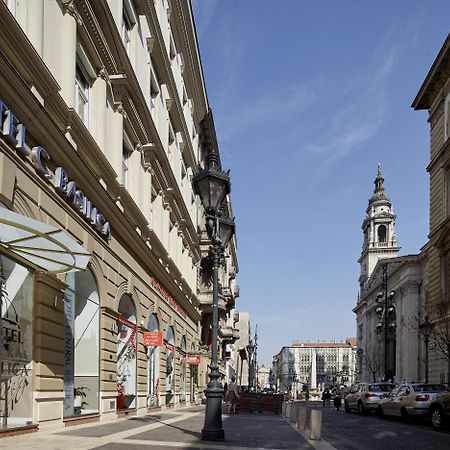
[400, 407, 409, 423]
[357, 401, 365, 415]
[431, 406, 445, 430]
[377, 406, 384, 419]
[344, 401, 350, 413]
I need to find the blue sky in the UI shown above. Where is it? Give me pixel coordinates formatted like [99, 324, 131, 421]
[191, 0, 450, 367]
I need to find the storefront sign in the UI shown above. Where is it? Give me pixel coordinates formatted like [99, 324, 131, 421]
[165, 342, 175, 352]
[187, 355, 201, 365]
[117, 316, 136, 329]
[63, 290, 75, 416]
[150, 276, 187, 318]
[143, 331, 163, 346]
[0, 98, 112, 240]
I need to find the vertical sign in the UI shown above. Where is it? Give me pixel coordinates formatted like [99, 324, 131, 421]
[63, 290, 75, 416]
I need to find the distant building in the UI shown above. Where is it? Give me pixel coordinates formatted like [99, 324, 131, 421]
[273, 339, 357, 393]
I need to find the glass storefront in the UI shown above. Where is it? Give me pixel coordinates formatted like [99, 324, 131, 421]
[165, 327, 174, 405]
[0, 254, 34, 429]
[147, 314, 160, 408]
[63, 269, 100, 417]
[117, 295, 137, 410]
[179, 336, 186, 402]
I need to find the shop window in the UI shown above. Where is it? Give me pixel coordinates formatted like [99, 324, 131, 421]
[147, 314, 160, 408]
[179, 336, 186, 402]
[117, 294, 137, 410]
[64, 269, 100, 418]
[166, 326, 175, 405]
[0, 254, 33, 429]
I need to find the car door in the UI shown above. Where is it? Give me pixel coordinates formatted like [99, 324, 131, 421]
[383, 388, 399, 415]
[393, 385, 410, 416]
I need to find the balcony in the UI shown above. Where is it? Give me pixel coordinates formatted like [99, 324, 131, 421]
[219, 325, 240, 343]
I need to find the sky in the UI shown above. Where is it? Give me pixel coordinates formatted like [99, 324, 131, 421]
[191, 0, 450, 367]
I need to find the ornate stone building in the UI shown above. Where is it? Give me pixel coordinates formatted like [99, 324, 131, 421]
[0, 0, 239, 432]
[413, 33, 450, 387]
[273, 339, 357, 394]
[354, 167, 428, 383]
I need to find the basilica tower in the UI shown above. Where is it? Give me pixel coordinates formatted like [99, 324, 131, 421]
[358, 165, 400, 292]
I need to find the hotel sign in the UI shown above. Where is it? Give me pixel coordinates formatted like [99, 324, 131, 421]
[0, 98, 112, 240]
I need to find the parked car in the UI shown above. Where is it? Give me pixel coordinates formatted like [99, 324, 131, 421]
[344, 382, 396, 414]
[428, 391, 450, 430]
[377, 383, 447, 421]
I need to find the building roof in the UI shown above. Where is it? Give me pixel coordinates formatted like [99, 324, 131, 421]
[412, 33, 450, 110]
[290, 339, 356, 348]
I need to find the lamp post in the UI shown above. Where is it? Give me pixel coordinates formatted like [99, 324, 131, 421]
[375, 263, 397, 381]
[193, 150, 235, 442]
[419, 315, 433, 383]
[246, 341, 255, 391]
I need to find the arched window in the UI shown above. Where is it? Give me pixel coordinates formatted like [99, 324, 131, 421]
[179, 336, 186, 402]
[378, 225, 387, 243]
[166, 326, 175, 405]
[147, 314, 160, 408]
[64, 268, 100, 417]
[117, 294, 137, 410]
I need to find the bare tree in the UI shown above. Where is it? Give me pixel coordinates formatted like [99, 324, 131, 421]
[429, 303, 450, 386]
[361, 347, 382, 382]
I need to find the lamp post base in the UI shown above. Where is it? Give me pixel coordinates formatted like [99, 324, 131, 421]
[201, 384, 224, 441]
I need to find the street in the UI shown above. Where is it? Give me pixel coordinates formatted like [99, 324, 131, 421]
[317, 404, 450, 450]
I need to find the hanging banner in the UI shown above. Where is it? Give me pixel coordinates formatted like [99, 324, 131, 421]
[143, 331, 163, 346]
[165, 343, 175, 352]
[187, 355, 201, 365]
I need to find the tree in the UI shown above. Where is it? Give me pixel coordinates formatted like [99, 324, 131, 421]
[361, 347, 382, 382]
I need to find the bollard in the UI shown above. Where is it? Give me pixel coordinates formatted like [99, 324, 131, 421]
[290, 402, 298, 423]
[309, 409, 322, 440]
[285, 402, 292, 419]
[297, 406, 307, 430]
[282, 401, 286, 416]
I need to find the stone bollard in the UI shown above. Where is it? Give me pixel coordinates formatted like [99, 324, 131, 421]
[290, 402, 299, 423]
[285, 402, 292, 419]
[282, 401, 286, 417]
[309, 409, 322, 440]
[297, 405, 307, 430]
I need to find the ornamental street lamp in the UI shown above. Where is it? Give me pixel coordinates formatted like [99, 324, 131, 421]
[375, 263, 397, 382]
[247, 341, 255, 391]
[419, 315, 433, 383]
[193, 150, 235, 442]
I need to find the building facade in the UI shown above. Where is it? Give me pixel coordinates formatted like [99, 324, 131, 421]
[354, 167, 429, 383]
[273, 340, 357, 394]
[0, 0, 238, 432]
[413, 33, 450, 387]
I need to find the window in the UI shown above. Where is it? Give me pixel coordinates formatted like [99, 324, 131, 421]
[2, 0, 16, 16]
[122, 0, 137, 56]
[445, 91, 450, 142]
[377, 225, 387, 243]
[122, 133, 133, 189]
[149, 69, 160, 115]
[75, 60, 90, 125]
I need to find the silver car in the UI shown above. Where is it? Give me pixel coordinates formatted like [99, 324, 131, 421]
[377, 383, 448, 420]
[344, 382, 396, 414]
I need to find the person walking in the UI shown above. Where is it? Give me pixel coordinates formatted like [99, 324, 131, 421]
[226, 376, 239, 414]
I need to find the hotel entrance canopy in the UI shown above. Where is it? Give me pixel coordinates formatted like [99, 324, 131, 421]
[0, 208, 91, 274]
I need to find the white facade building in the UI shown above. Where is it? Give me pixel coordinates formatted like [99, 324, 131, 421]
[354, 167, 428, 383]
[273, 340, 357, 394]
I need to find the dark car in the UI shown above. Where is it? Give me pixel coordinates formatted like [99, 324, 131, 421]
[429, 391, 450, 430]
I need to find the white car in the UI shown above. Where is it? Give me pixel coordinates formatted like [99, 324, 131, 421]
[377, 383, 448, 420]
[344, 383, 396, 414]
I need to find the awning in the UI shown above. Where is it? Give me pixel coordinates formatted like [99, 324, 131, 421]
[0, 207, 90, 274]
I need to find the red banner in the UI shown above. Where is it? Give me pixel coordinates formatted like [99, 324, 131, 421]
[143, 331, 163, 346]
[187, 355, 201, 365]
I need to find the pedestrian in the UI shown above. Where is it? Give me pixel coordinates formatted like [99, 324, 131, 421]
[226, 376, 239, 414]
[322, 389, 328, 407]
[333, 393, 342, 411]
[223, 382, 228, 403]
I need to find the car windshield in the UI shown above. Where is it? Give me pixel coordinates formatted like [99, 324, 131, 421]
[368, 384, 396, 392]
[412, 384, 446, 392]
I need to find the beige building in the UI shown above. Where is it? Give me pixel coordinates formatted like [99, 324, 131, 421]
[0, 0, 238, 432]
[273, 340, 357, 394]
[413, 33, 450, 387]
[354, 167, 429, 383]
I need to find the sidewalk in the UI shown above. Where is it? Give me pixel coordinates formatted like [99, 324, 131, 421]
[0, 405, 319, 450]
